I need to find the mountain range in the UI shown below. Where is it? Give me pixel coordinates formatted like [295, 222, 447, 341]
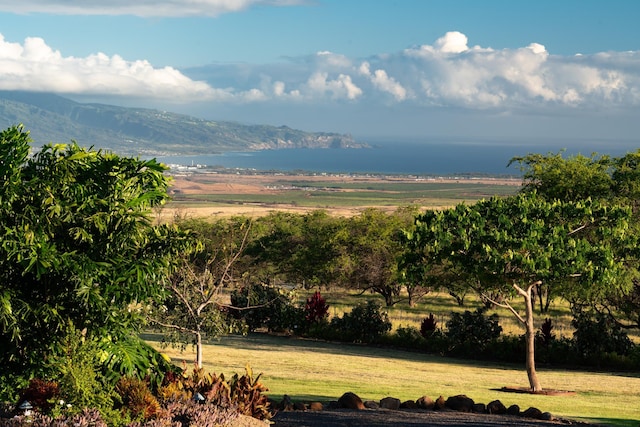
[0, 91, 365, 156]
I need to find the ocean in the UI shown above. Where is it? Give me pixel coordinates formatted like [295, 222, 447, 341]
[155, 139, 638, 176]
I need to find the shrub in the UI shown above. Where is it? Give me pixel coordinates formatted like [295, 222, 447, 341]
[16, 378, 60, 413]
[536, 317, 555, 347]
[304, 291, 329, 324]
[420, 313, 439, 338]
[115, 377, 161, 422]
[385, 326, 426, 349]
[230, 283, 304, 333]
[445, 308, 502, 356]
[572, 309, 633, 358]
[47, 323, 117, 416]
[157, 365, 272, 421]
[329, 300, 392, 343]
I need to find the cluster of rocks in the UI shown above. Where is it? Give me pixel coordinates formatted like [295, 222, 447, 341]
[275, 391, 555, 421]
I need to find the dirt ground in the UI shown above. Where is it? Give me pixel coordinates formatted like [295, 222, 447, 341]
[270, 408, 596, 427]
[156, 172, 522, 220]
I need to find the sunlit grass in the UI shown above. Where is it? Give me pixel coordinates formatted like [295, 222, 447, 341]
[146, 333, 640, 427]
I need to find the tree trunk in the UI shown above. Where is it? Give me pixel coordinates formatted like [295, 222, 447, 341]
[515, 283, 542, 392]
[196, 331, 203, 369]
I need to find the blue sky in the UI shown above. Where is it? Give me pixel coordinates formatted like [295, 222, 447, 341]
[1, 0, 640, 147]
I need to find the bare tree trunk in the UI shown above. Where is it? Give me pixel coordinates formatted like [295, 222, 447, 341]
[486, 282, 543, 392]
[196, 331, 203, 369]
[515, 283, 542, 392]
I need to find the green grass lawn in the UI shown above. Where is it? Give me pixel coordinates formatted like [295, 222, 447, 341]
[146, 332, 640, 427]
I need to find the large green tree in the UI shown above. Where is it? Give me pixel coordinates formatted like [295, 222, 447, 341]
[512, 149, 640, 327]
[402, 193, 636, 391]
[0, 125, 191, 383]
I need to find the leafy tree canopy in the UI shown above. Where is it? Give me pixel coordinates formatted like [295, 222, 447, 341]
[0, 125, 193, 379]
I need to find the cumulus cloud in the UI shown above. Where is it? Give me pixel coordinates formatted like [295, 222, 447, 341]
[0, 0, 302, 17]
[0, 34, 221, 101]
[1, 30, 640, 112]
[359, 62, 407, 101]
[305, 72, 362, 100]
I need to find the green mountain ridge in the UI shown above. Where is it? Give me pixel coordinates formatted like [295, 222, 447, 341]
[0, 91, 365, 156]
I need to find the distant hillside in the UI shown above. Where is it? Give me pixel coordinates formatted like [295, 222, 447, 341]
[0, 91, 366, 156]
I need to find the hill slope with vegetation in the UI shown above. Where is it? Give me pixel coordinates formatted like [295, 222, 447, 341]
[0, 90, 364, 156]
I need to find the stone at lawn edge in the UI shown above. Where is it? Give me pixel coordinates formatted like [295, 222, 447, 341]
[507, 404, 520, 416]
[400, 400, 418, 409]
[487, 400, 507, 414]
[416, 395, 435, 410]
[364, 400, 379, 409]
[308, 402, 323, 411]
[541, 412, 554, 421]
[279, 395, 294, 411]
[434, 396, 446, 410]
[293, 402, 307, 411]
[379, 397, 401, 410]
[472, 403, 486, 413]
[522, 407, 543, 419]
[445, 395, 475, 412]
[338, 392, 365, 410]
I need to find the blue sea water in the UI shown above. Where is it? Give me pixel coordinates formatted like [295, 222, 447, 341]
[155, 139, 638, 176]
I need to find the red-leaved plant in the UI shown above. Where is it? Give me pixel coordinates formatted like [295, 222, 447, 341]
[304, 291, 329, 323]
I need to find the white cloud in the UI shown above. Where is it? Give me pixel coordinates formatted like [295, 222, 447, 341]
[434, 31, 469, 53]
[305, 72, 362, 100]
[0, 0, 303, 17]
[1, 30, 640, 112]
[0, 34, 220, 101]
[359, 61, 407, 101]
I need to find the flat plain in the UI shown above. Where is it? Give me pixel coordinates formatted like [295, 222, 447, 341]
[157, 172, 521, 220]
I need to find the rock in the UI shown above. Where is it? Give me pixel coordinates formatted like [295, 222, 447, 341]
[279, 395, 294, 411]
[379, 397, 401, 410]
[293, 402, 307, 411]
[487, 400, 507, 415]
[338, 392, 365, 410]
[434, 396, 446, 410]
[416, 395, 435, 410]
[364, 400, 379, 409]
[541, 412, 554, 421]
[522, 407, 543, 419]
[400, 400, 418, 409]
[445, 395, 475, 412]
[472, 403, 486, 413]
[326, 401, 339, 409]
[308, 402, 323, 411]
[506, 404, 520, 416]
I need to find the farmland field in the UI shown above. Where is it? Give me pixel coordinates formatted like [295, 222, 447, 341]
[158, 172, 521, 219]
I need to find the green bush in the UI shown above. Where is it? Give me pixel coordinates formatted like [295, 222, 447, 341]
[572, 310, 633, 358]
[230, 283, 305, 333]
[445, 308, 502, 356]
[329, 300, 392, 343]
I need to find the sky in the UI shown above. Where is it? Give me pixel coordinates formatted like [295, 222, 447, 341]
[1, 0, 640, 148]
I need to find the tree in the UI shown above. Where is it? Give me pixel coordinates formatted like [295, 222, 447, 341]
[512, 149, 640, 326]
[247, 210, 345, 288]
[341, 208, 415, 306]
[152, 217, 252, 368]
[0, 125, 192, 384]
[509, 151, 613, 201]
[402, 193, 636, 391]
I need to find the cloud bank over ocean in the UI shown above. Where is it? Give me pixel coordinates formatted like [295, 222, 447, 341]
[0, 29, 636, 113]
